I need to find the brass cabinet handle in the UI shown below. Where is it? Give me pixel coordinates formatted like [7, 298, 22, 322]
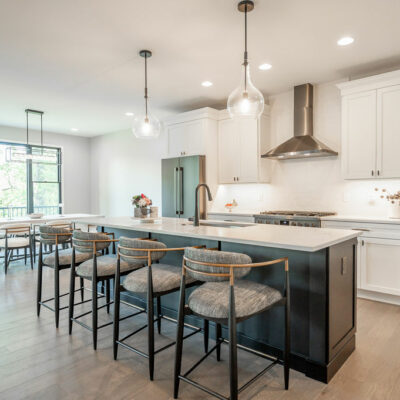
[377, 170, 380, 176]
[371, 170, 374, 176]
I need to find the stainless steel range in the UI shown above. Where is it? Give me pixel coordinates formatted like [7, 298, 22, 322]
[254, 211, 336, 228]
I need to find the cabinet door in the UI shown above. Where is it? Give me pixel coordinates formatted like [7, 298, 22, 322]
[377, 85, 400, 178]
[237, 119, 259, 183]
[167, 120, 204, 157]
[218, 119, 239, 183]
[342, 91, 377, 179]
[360, 237, 400, 296]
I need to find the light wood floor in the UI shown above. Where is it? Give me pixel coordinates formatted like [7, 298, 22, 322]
[1, 260, 400, 400]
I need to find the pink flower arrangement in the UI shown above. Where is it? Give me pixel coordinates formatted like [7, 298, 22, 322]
[132, 193, 152, 208]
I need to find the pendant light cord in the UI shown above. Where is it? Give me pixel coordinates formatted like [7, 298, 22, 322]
[144, 53, 148, 118]
[244, 4, 248, 92]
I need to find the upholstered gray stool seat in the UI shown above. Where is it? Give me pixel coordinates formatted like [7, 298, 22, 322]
[76, 254, 143, 279]
[43, 248, 97, 267]
[123, 263, 195, 294]
[188, 280, 282, 320]
[0, 237, 30, 248]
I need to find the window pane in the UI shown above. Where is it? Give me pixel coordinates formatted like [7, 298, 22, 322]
[32, 162, 59, 182]
[33, 182, 60, 215]
[0, 144, 28, 217]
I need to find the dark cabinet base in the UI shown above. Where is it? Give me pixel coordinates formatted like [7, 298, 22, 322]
[105, 227, 358, 384]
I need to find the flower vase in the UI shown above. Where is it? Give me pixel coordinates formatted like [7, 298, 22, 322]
[388, 202, 400, 219]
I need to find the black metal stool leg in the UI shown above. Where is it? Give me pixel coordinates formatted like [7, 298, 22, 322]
[36, 244, 43, 316]
[229, 286, 238, 400]
[216, 323, 222, 361]
[69, 267, 76, 335]
[174, 274, 186, 399]
[54, 248, 60, 328]
[69, 248, 76, 334]
[203, 319, 209, 353]
[92, 279, 98, 350]
[4, 246, 8, 275]
[79, 277, 84, 302]
[106, 279, 110, 314]
[156, 296, 162, 334]
[29, 241, 33, 270]
[147, 266, 155, 381]
[24, 247, 27, 265]
[113, 258, 121, 360]
[92, 254, 98, 350]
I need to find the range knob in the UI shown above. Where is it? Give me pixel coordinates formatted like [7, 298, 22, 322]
[311, 223, 316, 227]
[274, 221, 279, 225]
[305, 223, 309, 227]
[291, 222, 296, 226]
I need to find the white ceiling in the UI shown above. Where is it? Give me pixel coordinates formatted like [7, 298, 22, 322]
[1, 0, 400, 137]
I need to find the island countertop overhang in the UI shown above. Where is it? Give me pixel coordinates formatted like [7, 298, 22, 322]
[72, 216, 360, 252]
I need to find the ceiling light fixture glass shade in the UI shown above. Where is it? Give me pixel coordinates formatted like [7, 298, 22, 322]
[227, 1, 264, 119]
[132, 50, 161, 139]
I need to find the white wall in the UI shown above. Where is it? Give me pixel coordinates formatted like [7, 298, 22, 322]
[211, 80, 400, 217]
[0, 125, 91, 213]
[90, 129, 167, 216]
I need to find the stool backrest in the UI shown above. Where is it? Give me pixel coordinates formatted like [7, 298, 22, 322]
[46, 220, 73, 230]
[72, 230, 110, 253]
[184, 247, 252, 282]
[0, 223, 31, 237]
[39, 225, 71, 245]
[119, 237, 166, 263]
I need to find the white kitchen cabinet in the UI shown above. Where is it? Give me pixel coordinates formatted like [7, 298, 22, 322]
[163, 107, 219, 205]
[338, 70, 400, 180]
[218, 110, 271, 184]
[359, 237, 400, 296]
[341, 90, 377, 179]
[377, 85, 400, 178]
[322, 217, 400, 305]
[218, 118, 239, 184]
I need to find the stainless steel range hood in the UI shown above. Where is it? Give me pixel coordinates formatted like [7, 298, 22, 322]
[262, 83, 338, 160]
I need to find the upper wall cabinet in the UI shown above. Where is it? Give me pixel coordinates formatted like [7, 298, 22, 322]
[338, 70, 400, 179]
[218, 109, 271, 184]
[163, 107, 219, 198]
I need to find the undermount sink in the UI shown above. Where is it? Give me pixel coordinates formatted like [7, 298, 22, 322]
[181, 221, 253, 228]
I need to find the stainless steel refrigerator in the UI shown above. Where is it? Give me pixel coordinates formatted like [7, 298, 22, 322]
[161, 155, 206, 219]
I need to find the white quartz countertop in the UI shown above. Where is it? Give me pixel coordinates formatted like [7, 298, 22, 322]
[0, 213, 103, 226]
[321, 215, 400, 225]
[72, 216, 360, 252]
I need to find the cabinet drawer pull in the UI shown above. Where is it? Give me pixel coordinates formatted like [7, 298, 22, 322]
[371, 170, 374, 176]
[352, 228, 370, 232]
[377, 170, 380, 176]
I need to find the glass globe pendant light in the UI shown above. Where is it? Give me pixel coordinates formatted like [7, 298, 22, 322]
[132, 50, 161, 139]
[227, 1, 264, 119]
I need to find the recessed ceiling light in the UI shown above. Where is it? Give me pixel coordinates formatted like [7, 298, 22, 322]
[337, 37, 354, 46]
[258, 63, 272, 71]
[70, 128, 79, 132]
[125, 112, 134, 116]
[201, 81, 213, 87]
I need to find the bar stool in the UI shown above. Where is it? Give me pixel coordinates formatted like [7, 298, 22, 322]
[37, 225, 91, 327]
[0, 223, 33, 274]
[69, 231, 143, 350]
[173, 247, 290, 400]
[113, 237, 204, 381]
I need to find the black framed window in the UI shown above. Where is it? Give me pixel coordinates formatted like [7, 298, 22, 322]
[0, 141, 62, 218]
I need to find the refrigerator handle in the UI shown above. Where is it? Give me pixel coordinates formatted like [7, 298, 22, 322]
[174, 167, 179, 215]
[179, 167, 184, 215]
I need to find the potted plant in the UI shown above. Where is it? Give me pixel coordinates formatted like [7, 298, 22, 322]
[375, 188, 400, 219]
[132, 194, 152, 218]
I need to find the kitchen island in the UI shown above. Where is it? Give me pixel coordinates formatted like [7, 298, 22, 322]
[73, 216, 360, 383]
